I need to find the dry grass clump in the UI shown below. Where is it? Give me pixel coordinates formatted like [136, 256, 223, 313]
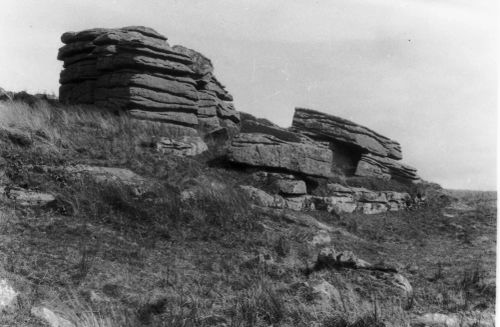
[0, 101, 187, 167]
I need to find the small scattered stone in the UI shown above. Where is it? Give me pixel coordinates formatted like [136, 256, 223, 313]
[316, 247, 371, 270]
[0, 279, 17, 312]
[31, 306, 75, 327]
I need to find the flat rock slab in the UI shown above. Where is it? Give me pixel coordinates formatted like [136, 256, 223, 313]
[229, 133, 333, 178]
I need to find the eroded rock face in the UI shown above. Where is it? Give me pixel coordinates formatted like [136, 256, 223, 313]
[58, 26, 239, 134]
[292, 107, 402, 159]
[228, 132, 333, 178]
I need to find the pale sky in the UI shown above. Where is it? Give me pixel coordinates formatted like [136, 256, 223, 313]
[0, 0, 497, 190]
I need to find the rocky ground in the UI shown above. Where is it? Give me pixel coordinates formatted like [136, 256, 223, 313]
[0, 99, 496, 327]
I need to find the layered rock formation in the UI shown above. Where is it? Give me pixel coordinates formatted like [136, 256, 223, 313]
[292, 108, 419, 181]
[58, 26, 239, 134]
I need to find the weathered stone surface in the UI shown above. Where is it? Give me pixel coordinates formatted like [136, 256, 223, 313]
[172, 45, 214, 84]
[310, 280, 343, 311]
[411, 312, 495, 327]
[156, 136, 208, 156]
[96, 72, 199, 100]
[356, 153, 418, 181]
[239, 185, 288, 209]
[283, 195, 313, 211]
[61, 26, 167, 44]
[95, 53, 193, 75]
[309, 230, 332, 247]
[127, 110, 198, 126]
[0, 187, 56, 206]
[273, 179, 307, 195]
[325, 183, 411, 213]
[292, 107, 402, 159]
[311, 195, 358, 214]
[351, 187, 388, 202]
[94, 86, 198, 112]
[31, 306, 75, 327]
[229, 133, 333, 178]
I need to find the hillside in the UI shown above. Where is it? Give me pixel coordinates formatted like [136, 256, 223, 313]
[0, 25, 496, 327]
[0, 97, 495, 327]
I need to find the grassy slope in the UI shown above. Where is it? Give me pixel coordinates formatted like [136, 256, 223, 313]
[0, 101, 496, 327]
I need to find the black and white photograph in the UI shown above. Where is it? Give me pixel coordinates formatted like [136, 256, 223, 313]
[0, 1, 496, 326]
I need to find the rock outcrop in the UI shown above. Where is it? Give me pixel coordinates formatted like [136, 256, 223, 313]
[292, 107, 419, 181]
[239, 184, 411, 214]
[58, 26, 239, 134]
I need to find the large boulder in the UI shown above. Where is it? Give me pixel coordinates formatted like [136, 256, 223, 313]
[292, 107, 402, 159]
[58, 26, 240, 134]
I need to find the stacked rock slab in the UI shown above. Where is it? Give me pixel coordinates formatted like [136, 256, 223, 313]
[292, 108, 419, 182]
[58, 26, 239, 134]
[228, 120, 334, 178]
